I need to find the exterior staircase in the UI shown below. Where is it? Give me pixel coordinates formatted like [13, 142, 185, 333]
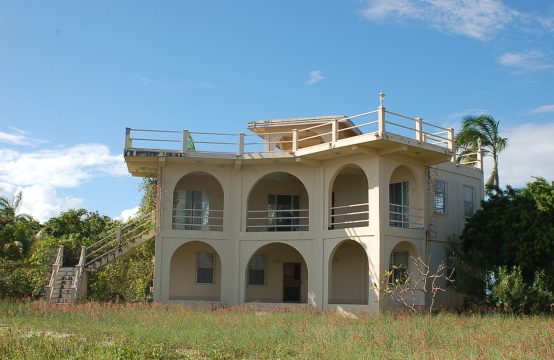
[45, 211, 155, 304]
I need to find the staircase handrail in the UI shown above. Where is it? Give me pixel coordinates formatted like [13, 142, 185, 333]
[84, 211, 155, 268]
[45, 245, 64, 303]
[71, 246, 86, 302]
[85, 212, 153, 259]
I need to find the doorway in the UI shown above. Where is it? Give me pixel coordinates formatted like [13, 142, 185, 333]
[283, 262, 301, 302]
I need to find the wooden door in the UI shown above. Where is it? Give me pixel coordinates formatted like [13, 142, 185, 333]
[283, 262, 301, 302]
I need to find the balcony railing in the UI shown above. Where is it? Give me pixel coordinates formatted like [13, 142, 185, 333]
[172, 208, 223, 231]
[329, 203, 369, 229]
[388, 204, 424, 230]
[246, 209, 309, 232]
[124, 97, 483, 169]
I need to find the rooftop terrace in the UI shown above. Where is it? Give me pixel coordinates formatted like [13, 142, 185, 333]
[124, 93, 483, 176]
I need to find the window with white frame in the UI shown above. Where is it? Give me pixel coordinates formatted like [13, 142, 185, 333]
[196, 252, 215, 284]
[389, 251, 409, 284]
[389, 181, 409, 228]
[267, 194, 300, 231]
[463, 185, 474, 218]
[434, 179, 447, 214]
[173, 190, 211, 230]
[247, 254, 266, 285]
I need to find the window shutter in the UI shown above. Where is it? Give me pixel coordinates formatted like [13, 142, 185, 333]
[196, 252, 215, 283]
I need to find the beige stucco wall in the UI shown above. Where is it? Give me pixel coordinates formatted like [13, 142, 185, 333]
[328, 240, 368, 304]
[169, 241, 221, 301]
[148, 146, 482, 313]
[244, 243, 309, 303]
[330, 166, 368, 229]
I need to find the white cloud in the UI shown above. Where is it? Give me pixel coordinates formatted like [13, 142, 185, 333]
[498, 50, 553, 71]
[0, 128, 45, 146]
[360, 0, 514, 40]
[306, 70, 324, 85]
[115, 206, 140, 222]
[0, 143, 128, 222]
[482, 122, 554, 188]
[529, 105, 554, 114]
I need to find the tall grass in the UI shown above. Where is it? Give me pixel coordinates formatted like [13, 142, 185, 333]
[0, 301, 552, 359]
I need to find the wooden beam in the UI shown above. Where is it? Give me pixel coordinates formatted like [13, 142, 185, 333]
[378, 145, 408, 156]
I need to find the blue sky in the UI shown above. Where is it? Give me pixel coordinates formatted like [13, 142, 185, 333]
[1, 0, 554, 222]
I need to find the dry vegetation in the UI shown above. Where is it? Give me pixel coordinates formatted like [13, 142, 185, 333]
[0, 301, 553, 359]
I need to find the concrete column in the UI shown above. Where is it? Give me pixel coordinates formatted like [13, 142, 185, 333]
[311, 166, 325, 310]
[153, 158, 165, 302]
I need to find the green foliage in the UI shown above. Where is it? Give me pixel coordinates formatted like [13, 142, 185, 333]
[0, 192, 40, 259]
[459, 178, 554, 310]
[139, 178, 157, 215]
[455, 114, 508, 193]
[490, 266, 553, 314]
[87, 177, 157, 302]
[1, 303, 554, 359]
[88, 241, 155, 302]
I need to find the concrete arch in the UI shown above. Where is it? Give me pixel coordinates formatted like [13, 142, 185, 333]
[328, 239, 369, 304]
[246, 172, 310, 232]
[169, 241, 222, 301]
[172, 171, 225, 231]
[328, 164, 370, 229]
[244, 242, 309, 303]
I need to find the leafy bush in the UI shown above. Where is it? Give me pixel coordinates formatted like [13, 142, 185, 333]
[489, 266, 553, 314]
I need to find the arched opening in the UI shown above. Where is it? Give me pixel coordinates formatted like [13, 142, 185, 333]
[172, 172, 224, 231]
[388, 166, 422, 229]
[387, 241, 423, 309]
[246, 172, 309, 232]
[245, 243, 309, 303]
[328, 240, 368, 304]
[169, 241, 221, 301]
[329, 164, 369, 229]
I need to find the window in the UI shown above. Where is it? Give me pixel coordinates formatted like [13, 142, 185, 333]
[196, 252, 215, 284]
[389, 251, 409, 284]
[389, 181, 409, 228]
[247, 255, 266, 285]
[267, 194, 300, 231]
[434, 179, 447, 214]
[463, 185, 474, 217]
[174, 190, 210, 230]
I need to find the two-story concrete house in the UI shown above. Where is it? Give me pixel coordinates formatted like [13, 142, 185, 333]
[119, 93, 483, 312]
[46, 93, 483, 311]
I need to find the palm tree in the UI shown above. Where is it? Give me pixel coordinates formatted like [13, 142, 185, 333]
[0, 192, 36, 258]
[455, 115, 508, 193]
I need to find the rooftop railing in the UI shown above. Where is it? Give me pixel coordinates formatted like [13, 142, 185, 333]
[124, 95, 483, 170]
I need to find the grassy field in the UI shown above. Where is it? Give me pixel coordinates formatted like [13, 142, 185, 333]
[0, 301, 552, 359]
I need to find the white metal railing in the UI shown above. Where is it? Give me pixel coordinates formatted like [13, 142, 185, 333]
[84, 211, 155, 268]
[329, 203, 369, 229]
[172, 208, 223, 231]
[456, 145, 483, 169]
[388, 204, 424, 230]
[124, 97, 482, 169]
[246, 209, 309, 232]
[45, 245, 64, 302]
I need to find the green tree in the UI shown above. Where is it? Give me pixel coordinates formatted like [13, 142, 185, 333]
[0, 192, 39, 259]
[458, 178, 554, 304]
[455, 115, 508, 193]
[87, 178, 157, 302]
